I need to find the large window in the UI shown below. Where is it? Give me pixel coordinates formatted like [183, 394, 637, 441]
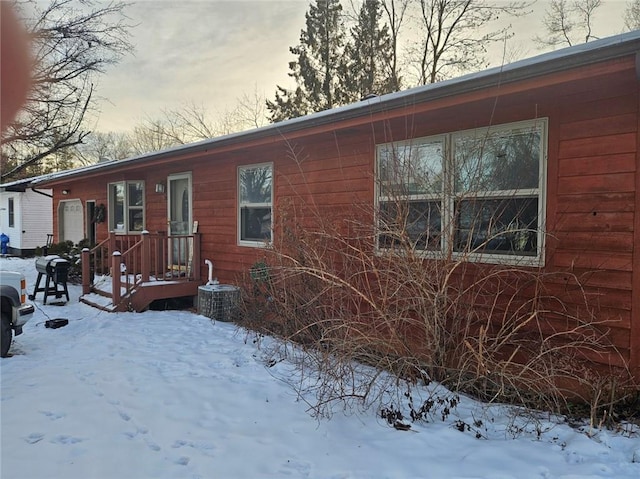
[238, 163, 273, 246]
[377, 119, 546, 264]
[108, 181, 145, 233]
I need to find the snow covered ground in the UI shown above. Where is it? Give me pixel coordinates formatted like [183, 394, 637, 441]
[2, 256, 639, 479]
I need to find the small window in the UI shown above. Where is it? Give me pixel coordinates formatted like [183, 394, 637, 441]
[8, 197, 14, 228]
[108, 181, 145, 233]
[238, 163, 273, 246]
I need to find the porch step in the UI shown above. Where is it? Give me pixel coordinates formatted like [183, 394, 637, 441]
[91, 288, 112, 298]
[80, 293, 117, 313]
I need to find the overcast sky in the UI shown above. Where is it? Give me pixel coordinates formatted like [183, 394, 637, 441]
[90, 0, 630, 134]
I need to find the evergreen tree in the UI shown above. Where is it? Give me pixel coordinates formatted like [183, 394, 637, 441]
[267, 0, 346, 122]
[340, 0, 397, 103]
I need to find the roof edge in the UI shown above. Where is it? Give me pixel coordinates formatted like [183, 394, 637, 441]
[34, 31, 640, 186]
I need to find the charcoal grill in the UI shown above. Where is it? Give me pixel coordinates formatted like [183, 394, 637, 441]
[30, 255, 70, 304]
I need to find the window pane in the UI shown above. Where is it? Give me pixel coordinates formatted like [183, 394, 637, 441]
[110, 183, 125, 231]
[379, 200, 441, 250]
[129, 209, 144, 232]
[241, 207, 271, 242]
[8, 198, 14, 227]
[378, 140, 443, 195]
[128, 181, 144, 207]
[240, 166, 272, 204]
[454, 197, 538, 255]
[455, 127, 541, 193]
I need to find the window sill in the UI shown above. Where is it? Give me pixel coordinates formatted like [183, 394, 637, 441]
[238, 240, 271, 249]
[376, 247, 545, 268]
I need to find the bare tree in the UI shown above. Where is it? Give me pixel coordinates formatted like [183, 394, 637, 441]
[625, 0, 640, 30]
[0, 0, 132, 181]
[381, 0, 410, 90]
[236, 84, 268, 130]
[128, 117, 192, 156]
[536, 0, 603, 48]
[73, 131, 133, 165]
[128, 96, 268, 156]
[411, 0, 529, 85]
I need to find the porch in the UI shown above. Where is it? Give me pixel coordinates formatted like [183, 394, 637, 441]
[80, 231, 202, 312]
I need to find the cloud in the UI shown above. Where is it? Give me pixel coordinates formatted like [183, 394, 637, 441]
[95, 0, 307, 132]
[92, 0, 629, 134]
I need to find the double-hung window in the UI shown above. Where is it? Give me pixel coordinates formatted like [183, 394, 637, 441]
[108, 181, 145, 234]
[378, 137, 445, 251]
[377, 119, 546, 265]
[238, 163, 273, 246]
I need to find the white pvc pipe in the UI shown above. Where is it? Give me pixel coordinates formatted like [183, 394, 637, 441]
[204, 259, 213, 284]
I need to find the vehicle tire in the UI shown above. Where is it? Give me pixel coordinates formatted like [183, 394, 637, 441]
[1, 311, 12, 358]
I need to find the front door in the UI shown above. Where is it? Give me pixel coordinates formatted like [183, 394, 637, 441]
[167, 173, 192, 270]
[86, 200, 96, 246]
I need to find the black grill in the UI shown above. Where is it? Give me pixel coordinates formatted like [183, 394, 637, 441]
[30, 255, 70, 304]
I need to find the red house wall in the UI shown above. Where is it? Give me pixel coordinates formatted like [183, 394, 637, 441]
[47, 55, 639, 378]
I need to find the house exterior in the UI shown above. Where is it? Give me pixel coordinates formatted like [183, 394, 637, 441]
[0, 177, 53, 256]
[34, 32, 640, 381]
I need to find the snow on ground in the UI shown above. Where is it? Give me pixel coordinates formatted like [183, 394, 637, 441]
[1, 256, 639, 479]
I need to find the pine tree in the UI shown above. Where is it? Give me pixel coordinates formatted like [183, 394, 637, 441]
[267, 0, 346, 122]
[341, 0, 397, 103]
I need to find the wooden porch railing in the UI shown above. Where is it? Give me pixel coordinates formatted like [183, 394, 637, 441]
[81, 230, 201, 308]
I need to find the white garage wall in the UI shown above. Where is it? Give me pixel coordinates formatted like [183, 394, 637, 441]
[22, 190, 53, 249]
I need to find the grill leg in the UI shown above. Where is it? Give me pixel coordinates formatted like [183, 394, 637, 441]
[43, 273, 54, 305]
[29, 272, 45, 301]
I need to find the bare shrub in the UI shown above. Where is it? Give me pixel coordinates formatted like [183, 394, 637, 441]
[237, 125, 636, 423]
[237, 196, 635, 423]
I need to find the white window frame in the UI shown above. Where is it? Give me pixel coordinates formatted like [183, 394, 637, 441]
[238, 163, 273, 247]
[107, 180, 145, 234]
[376, 118, 547, 266]
[7, 197, 15, 228]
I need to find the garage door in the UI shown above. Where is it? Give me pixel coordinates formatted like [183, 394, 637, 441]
[59, 200, 84, 244]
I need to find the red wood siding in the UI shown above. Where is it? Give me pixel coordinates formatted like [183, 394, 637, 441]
[549, 58, 638, 375]
[632, 66, 640, 380]
[45, 55, 639, 378]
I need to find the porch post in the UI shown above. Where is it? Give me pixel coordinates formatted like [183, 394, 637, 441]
[112, 251, 122, 305]
[141, 230, 150, 283]
[192, 233, 201, 281]
[108, 231, 116, 256]
[81, 248, 90, 295]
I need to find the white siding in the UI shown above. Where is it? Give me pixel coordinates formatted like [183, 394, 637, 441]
[21, 189, 53, 249]
[0, 190, 52, 251]
[0, 191, 22, 249]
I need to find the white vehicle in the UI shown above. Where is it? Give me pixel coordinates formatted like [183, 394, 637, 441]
[0, 270, 34, 357]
